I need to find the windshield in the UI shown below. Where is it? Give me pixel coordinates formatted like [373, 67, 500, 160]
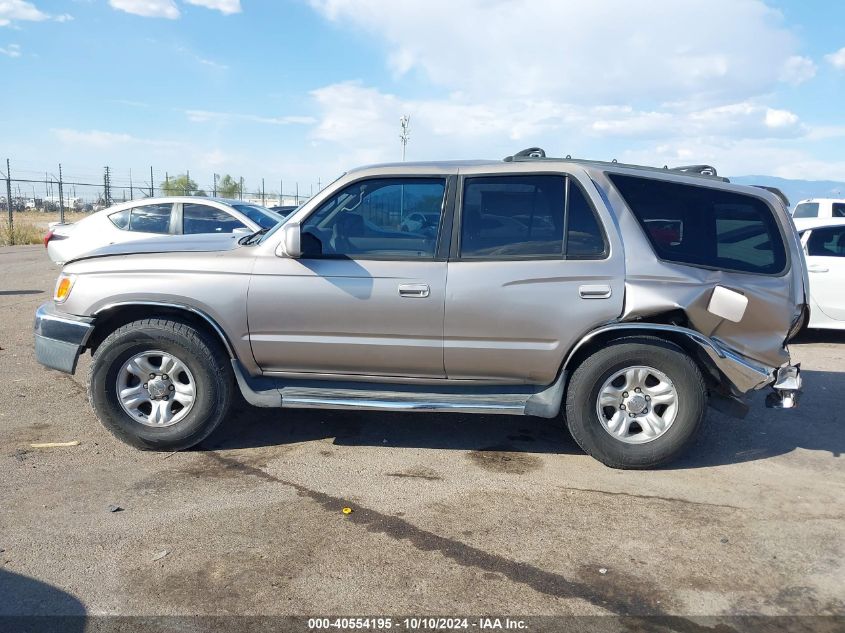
[231, 204, 284, 229]
[259, 172, 346, 244]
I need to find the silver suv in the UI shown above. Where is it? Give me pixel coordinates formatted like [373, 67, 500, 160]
[33, 149, 807, 468]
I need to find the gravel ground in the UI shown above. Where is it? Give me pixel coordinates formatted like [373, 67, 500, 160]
[0, 245, 842, 627]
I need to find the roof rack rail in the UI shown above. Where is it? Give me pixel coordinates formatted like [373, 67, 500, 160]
[502, 147, 728, 181]
[503, 147, 546, 161]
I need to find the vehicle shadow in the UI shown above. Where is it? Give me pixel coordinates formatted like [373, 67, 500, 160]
[0, 568, 86, 631]
[203, 371, 843, 470]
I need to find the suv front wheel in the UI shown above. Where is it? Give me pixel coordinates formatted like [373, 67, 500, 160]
[88, 318, 233, 451]
[565, 337, 706, 469]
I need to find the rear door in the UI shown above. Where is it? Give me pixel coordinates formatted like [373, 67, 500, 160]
[443, 168, 624, 384]
[805, 226, 845, 320]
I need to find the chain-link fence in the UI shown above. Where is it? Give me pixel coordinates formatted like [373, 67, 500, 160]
[1, 158, 320, 244]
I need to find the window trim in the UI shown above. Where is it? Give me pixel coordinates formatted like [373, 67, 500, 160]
[607, 171, 791, 277]
[296, 175, 455, 262]
[450, 172, 609, 262]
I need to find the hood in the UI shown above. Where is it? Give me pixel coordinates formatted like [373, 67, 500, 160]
[69, 232, 245, 262]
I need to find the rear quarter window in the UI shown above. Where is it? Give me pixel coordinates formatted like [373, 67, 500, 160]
[609, 174, 787, 275]
[793, 202, 819, 218]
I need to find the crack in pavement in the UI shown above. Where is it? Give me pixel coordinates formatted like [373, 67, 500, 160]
[557, 486, 743, 511]
[205, 451, 740, 632]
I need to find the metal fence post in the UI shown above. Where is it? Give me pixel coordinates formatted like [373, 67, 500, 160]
[58, 163, 65, 224]
[5, 159, 12, 241]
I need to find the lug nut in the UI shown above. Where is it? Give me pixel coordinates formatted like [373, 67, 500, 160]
[645, 395, 651, 401]
[629, 412, 635, 417]
[622, 391, 628, 398]
[149, 373, 155, 379]
[619, 404, 626, 410]
[643, 408, 649, 414]
[143, 383, 148, 389]
[168, 384, 175, 391]
[635, 387, 642, 393]
[162, 374, 168, 380]
[163, 396, 169, 402]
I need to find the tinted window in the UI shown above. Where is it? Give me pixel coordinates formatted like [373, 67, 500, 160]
[109, 208, 130, 230]
[793, 202, 819, 218]
[129, 203, 172, 234]
[231, 204, 282, 229]
[610, 174, 787, 275]
[461, 175, 565, 257]
[183, 204, 246, 234]
[301, 178, 446, 258]
[832, 203, 845, 218]
[566, 183, 607, 259]
[807, 227, 845, 257]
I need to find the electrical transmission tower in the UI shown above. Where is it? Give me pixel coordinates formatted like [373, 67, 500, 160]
[400, 115, 411, 161]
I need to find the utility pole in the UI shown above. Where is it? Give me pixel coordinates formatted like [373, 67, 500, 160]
[213, 173, 218, 197]
[5, 159, 12, 237]
[261, 178, 265, 206]
[58, 164, 65, 223]
[280, 179, 283, 206]
[186, 169, 191, 195]
[150, 166, 154, 197]
[400, 115, 411, 161]
[129, 168, 134, 201]
[296, 182, 299, 205]
[103, 166, 111, 207]
[239, 177, 244, 200]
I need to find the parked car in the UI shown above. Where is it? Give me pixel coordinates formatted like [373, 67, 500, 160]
[44, 197, 284, 264]
[270, 205, 300, 218]
[791, 197, 845, 231]
[33, 149, 806, 469]
[797, 218, 845, 330]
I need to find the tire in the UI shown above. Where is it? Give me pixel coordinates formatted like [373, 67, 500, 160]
[564, 337, 706, 469]
[88, 318, 233, 451]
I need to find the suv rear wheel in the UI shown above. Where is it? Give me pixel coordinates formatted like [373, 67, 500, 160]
[565, 337, 706, 469]
[88, 318, 233, 450]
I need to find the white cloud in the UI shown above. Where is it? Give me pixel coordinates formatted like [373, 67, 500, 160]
[825, 46, 845, 70]
[52, 128, 180, 149]
[108, 0, 179, 19]
[183, 0, 241, 15]
[0, 0, 51, 26]
[185, 109, 316, 126]
[779, 55, 816, 85]
[310, 0, 801, 105]
[0, 43, 21, 57]
[764, 108, 799, 129]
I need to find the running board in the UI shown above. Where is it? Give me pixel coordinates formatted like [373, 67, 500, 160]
[231, 361, 566, 419]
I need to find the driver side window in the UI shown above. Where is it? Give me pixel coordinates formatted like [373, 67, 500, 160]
[300, 178, 446, 259]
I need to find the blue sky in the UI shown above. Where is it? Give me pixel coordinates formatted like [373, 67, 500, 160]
[1, 0, 844, 197]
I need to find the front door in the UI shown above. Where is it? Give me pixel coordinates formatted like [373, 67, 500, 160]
[249, 176, 452, 377]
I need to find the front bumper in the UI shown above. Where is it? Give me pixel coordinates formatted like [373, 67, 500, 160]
[34, 302, 95, 374]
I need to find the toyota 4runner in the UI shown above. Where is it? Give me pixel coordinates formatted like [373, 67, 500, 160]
[33, 149, 807, 468]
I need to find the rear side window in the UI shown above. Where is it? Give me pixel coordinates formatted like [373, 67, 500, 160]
[183, 204, 246, 234]
[109, 208, 130, 230]
[807, 227, 845, 257]
[832, 203, 845, 218]
[129, 203, 172, 234]
[609, 174, 787, 275]
[793, 202, 819, 218]
[460, 175, 606, 259]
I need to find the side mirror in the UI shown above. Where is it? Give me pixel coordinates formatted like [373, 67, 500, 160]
[276, 221, 302, 258]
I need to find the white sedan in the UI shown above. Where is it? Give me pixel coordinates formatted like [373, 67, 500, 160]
[44, 197, 283, 264]
[798, 218, 845, 330]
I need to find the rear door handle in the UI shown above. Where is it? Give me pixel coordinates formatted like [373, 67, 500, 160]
[579, 284, 612, 299]
[399, 283, 430, 298]
[808, 265, 829, 273]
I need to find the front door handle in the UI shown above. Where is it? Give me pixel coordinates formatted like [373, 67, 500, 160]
[808, 265, 829, 273]
[399, 283, 430, 298]
[579, 284, 612, 299]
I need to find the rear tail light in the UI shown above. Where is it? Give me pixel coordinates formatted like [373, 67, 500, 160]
[43, 230, 54, 248]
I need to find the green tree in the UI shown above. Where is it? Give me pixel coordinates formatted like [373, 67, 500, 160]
[160, 174, 206, 197]
[217, 174, 241, 198]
